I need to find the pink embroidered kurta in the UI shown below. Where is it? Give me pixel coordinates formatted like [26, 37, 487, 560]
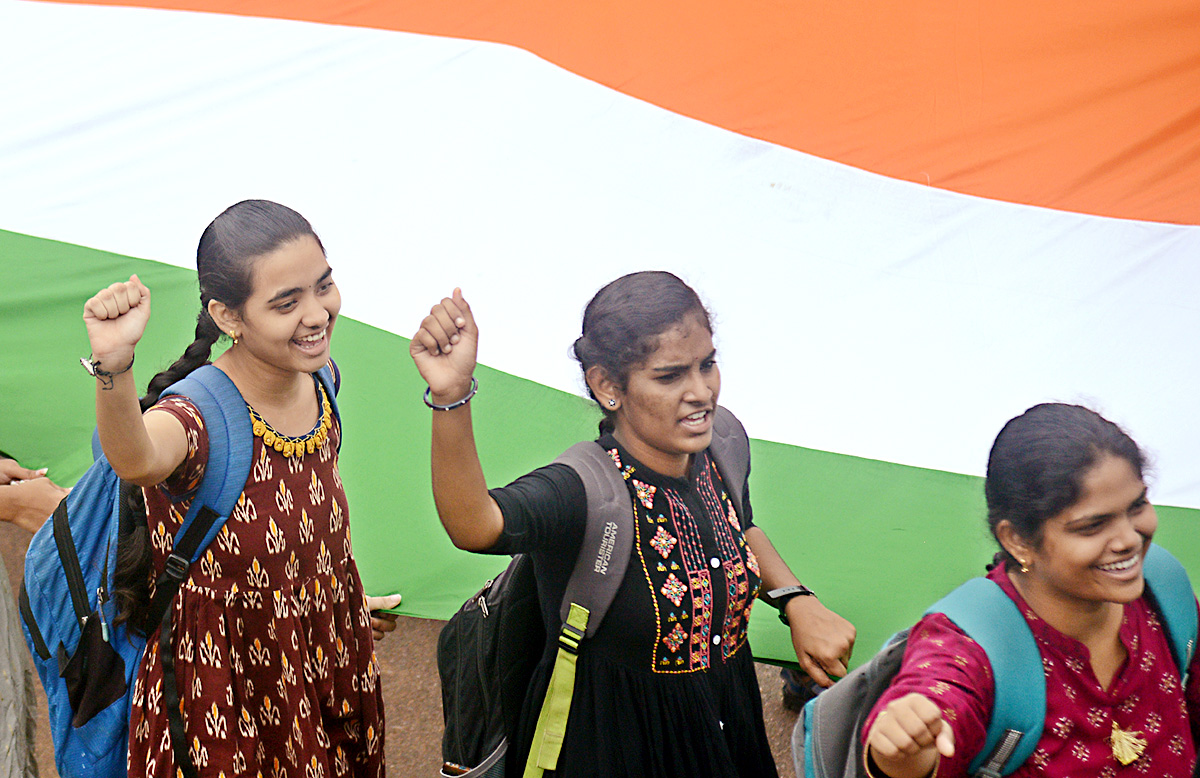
[866, 565, 1200, 777]
[128, 389, 385, 778]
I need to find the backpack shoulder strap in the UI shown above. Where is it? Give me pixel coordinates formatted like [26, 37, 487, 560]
[928, 578, 1044, 777]
[1142, 543, 1198, 680]
[522, 440, 636, 778]
[152, 364, 255, 778]
[159, 364, 254, 561]
[709, 406, 751, 515]
[314, 361, 343, 451]
[553, 440, 635, 637]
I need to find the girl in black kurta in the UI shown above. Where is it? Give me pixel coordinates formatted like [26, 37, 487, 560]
[411, 272, 856, 777]
[489, 433, 774, 776]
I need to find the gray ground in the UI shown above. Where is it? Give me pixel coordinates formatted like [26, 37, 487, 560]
[1, 522, 799, 777]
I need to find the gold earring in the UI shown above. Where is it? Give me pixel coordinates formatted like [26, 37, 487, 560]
[1019, 558, 1030, 574]
[230, 330, 240, 347]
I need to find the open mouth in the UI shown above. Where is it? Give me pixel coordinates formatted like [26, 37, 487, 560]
[681, 410, 711, 428]
[1097, 556, 1139, 574]
[293, 328, 327, 351]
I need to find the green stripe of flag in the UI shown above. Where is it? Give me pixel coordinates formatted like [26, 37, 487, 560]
[5, 229, 1198, 666]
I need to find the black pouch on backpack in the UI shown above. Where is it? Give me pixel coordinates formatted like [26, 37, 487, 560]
[56, 612, 128, 728]
[438, 554, 543, 777]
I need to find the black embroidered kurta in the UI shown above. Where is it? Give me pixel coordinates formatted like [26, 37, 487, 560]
[488, 433, 776, 778]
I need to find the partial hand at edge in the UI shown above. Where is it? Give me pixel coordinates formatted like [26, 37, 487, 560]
[0, 477, 70, 533]
[785, 594, 856, 687]
[0, 459, 48, 486]
[365, 593, 403, 641]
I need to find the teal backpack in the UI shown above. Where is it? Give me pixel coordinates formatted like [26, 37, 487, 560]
[794, 543, 1197, 778]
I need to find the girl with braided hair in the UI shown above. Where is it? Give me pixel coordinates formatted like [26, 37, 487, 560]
[83, 200, 397, 777]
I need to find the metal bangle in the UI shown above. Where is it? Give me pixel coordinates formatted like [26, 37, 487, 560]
[423, 378, 478, 411]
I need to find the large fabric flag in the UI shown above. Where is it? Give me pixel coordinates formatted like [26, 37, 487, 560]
[2, 0, 1198, 663]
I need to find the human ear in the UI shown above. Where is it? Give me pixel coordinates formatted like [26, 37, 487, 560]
[207, 299, 241, 338]
[995, 520, 1034, 567]
[586, 366, 622, 411]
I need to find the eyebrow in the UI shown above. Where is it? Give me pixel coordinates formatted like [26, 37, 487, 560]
[1068, 487, 1149, 526]
[651, 349, 717, 373]
[266, 267, 333, 304]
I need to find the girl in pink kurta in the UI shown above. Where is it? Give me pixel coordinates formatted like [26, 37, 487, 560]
[863, 403, 1200, 778]
[82, 200, 392, 778]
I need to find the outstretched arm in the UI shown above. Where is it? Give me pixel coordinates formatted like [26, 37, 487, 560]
[83, 275, 188, 486]
[409, 289, 504, 551]
[746, 526, 856, 687]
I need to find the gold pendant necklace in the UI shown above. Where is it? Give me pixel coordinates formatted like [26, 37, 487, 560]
[1110, 721, 1147, 766]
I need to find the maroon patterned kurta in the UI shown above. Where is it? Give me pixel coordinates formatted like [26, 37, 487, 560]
[866, 564, 1200, 777]
[129, 388, 384, 778]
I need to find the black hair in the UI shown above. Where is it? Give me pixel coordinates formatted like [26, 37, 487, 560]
[112, 200, 321, 633]
[571, 271, 712, 430]
[985, 403, 1147, 570]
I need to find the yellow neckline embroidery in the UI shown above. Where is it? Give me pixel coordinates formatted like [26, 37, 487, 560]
[248, 381, 332, 458]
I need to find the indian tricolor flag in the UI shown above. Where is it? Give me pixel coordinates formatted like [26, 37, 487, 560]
[3, 0, 1198, 662]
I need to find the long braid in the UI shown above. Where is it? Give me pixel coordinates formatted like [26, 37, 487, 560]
[111, 485, 152, 633]
[140, 311, 223, 412]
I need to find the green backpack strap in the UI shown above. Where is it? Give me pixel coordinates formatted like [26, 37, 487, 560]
[522, 441, 636, 777]
[1142, 543, 1198, 681]
[928, 578, 1044, 778]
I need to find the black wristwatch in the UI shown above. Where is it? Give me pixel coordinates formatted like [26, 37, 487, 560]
[763, 584, 816, 625]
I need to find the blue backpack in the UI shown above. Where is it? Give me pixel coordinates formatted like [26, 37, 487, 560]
[19, 363, 339, 778]
[794, 543, 1197, 778]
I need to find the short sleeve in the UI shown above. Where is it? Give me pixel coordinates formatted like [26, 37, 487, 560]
[487, 463, 587, 557]
[145, 395, 209, 496]
[863, 613, 994, 778]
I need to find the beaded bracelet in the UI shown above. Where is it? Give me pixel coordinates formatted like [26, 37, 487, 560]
[424, 377, 478, 411]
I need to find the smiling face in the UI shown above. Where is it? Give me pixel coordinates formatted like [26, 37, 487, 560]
[1004, 454, 1157, 615]
[605, 313, 720, 478]
[222, 235, 340, 375]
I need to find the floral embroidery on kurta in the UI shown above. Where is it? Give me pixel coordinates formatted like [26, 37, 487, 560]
[614, 448, 761, 674]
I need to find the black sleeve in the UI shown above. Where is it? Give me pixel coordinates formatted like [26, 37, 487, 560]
[487, 463, 588, 557]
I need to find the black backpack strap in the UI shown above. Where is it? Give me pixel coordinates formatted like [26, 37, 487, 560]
[709, 406, 751, 516]
[156, 506, 225, 778]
